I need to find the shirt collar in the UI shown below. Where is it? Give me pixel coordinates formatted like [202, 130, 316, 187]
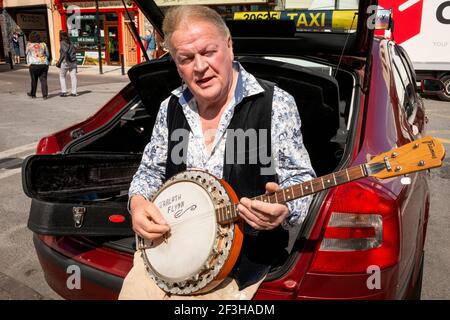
[170, 61, 265, 108]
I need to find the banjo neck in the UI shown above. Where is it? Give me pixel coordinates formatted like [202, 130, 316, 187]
[215, 136, 446, 225]
[216, 164, 368, 225]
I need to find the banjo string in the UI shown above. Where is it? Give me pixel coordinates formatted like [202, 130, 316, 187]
[163, 209, 220, 229]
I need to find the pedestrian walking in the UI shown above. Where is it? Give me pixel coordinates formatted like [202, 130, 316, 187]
[140, 27, 156, 60]
[57, 31, 78, 97]
[11, 32, 21, 64]
[26, 32, 50, 99]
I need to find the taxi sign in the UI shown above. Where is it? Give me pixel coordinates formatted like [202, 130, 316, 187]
[233, 10, 358, 32]
[233, 9, 392, 33]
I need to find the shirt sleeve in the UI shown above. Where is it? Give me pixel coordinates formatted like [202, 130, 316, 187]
[271, 86, 316, 229]
[128, 97, 170, 202]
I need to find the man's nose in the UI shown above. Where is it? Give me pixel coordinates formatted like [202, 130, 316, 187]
[193, 54, 207, 73]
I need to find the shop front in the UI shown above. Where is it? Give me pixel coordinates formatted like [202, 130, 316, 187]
[1, 1, 52, 62]
[56, 0, 142, 66]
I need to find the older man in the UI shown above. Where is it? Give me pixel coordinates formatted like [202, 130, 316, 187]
[119, 5, 315, 300]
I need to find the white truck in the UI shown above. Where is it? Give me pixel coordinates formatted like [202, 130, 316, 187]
[379, 0, 450, 101]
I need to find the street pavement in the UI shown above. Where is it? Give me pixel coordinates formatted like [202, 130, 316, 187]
[0, 63, 129, 299]
[421, 99, 450, 299]
[0, 63, 449, 299]
[0, 63, 130, 151]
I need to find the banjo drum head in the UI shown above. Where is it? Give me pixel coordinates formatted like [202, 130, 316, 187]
[143, 179, 217, 283]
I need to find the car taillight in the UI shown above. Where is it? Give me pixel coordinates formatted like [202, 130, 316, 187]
[36, 136, 62, 154]
[320, 212, 382, 251]
[310, 182, 400, 273]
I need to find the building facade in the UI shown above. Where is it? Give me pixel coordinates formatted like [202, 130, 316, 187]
[1, 0, 150, 66]
[55, 0, 145, 66]
[1, 0, 54, 63]
[1, 1, 359, 64]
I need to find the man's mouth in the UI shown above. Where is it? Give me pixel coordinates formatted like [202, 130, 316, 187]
[196, 76, 214, 86]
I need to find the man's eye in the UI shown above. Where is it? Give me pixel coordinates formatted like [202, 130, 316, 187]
[204, 51, 215, 57]
[179, 57, 192, 64]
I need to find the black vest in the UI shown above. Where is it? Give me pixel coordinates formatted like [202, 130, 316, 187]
[165, 79, 289, 289]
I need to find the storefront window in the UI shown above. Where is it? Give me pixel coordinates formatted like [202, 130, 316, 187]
[68, 14, 105, 51]
[67, 12, 122, 65]
[104, 13, 118, 21]
[106, 26, 119, 63]
[67, 13, 104, 65]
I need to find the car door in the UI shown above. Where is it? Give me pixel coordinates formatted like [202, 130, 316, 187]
[396, 45, 427, 135]
[389, 41, 429, 295]
[390, 42, 425, 138]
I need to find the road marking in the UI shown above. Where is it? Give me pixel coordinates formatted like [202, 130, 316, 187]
[0, 142, 38, 180]
[427, 130, 450, 135]
[438, 138, 450, 145]
[0, 142, 37, 160]
[429, 114, 450, 120]
[0, 157, 23, 170]
[0, 168, 22, 180]
[399, 0, 421, 12]
[427, 110, 450, 114]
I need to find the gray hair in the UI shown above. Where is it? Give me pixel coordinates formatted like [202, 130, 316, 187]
[162, 5, 230, 53]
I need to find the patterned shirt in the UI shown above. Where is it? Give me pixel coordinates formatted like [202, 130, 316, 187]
[26, 42, 49, 65]
[129, 62, 316, 229]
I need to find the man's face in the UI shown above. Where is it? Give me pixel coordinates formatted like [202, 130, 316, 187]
[170, 21, 234, 107]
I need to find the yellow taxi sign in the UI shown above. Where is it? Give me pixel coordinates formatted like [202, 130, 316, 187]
[233, 12, 281, 20]
[331, 11, 358, 30]
[233, 10, 359, 32]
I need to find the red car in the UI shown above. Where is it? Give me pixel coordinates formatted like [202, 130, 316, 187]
[23, 0, 443, 300]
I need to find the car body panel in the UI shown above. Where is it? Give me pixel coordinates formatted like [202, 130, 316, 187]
[36, 84, 136, 155]
[34, 235, 124, 300]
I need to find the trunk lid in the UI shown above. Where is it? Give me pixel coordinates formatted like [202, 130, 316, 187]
[135, 0, 379, 56]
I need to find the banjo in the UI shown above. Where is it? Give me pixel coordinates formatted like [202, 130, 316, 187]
[136, 136, 445, 295]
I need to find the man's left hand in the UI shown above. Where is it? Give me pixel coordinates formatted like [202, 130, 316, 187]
[237, 182, 288, 230]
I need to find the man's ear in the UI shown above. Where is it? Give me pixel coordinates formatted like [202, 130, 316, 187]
[227, 36, 233, 49]
[227, 36, 234, 60]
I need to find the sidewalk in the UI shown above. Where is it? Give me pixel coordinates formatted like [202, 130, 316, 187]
[0, 62, 131, 77]
[0, 271, 49, 300]
[0, 64, 130, 300]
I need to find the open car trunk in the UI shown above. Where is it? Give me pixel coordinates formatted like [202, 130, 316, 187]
[24, 57, 357, 268]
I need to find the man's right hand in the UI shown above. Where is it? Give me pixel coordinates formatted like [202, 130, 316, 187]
[129, 195, 170, 240]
